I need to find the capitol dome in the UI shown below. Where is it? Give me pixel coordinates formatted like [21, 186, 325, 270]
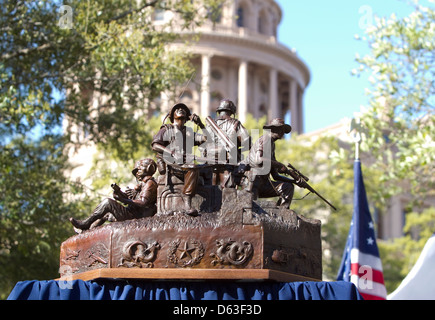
[157, 0, 310, 133]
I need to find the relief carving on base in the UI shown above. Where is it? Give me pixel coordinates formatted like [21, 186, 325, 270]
[86, 243, 109, 268]
[167, 238, 205, 267]
[271, 248, 308, 265]
[210, 238, 253, 266]
[118, 240, 160, 268]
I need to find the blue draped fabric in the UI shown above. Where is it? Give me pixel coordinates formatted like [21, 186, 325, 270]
[8, 280, 362, 300]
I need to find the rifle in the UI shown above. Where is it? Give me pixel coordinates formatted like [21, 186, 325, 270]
[284, 163, 337, 211]
[205, 116, 237, 153]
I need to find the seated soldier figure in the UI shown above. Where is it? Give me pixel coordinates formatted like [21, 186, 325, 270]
[69, 158, 158, 231]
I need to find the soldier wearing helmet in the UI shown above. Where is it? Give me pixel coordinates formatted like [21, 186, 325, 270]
[208, 99, 251, 188]
[69, 158, 158, 231]
[216, 99, 237, 115]
[151, 103, 207, 216]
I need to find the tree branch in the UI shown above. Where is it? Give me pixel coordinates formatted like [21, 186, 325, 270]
[1, 43, 51, 61]
[106, 0, 159, 23]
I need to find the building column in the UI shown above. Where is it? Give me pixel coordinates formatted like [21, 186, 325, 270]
[227, 1, 237, 29]
[238, 59, 248, 123]
[200, 54, 211, 118]
[269, 68, 279, 120]
[253, 71, 260, 119]
[289, 78, 301, 133]
[298, 86, 304, 133]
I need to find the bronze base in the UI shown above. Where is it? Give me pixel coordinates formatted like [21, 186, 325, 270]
[60, 189, 322, 282]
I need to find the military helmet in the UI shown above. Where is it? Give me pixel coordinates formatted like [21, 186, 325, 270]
[132, 158, 157, 177]
[169, 103, 191, 123]
[216, 99, 236, 115]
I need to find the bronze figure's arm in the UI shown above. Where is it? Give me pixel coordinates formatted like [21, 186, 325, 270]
[111, 183, 146, 208]
[270, 160, 296, 184]
[111, 183, 129, 199]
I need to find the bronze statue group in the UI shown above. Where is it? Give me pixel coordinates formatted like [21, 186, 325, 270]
[70, 100, 298, 232]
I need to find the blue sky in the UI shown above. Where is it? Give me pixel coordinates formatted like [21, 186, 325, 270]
[275, 0, 419, 133]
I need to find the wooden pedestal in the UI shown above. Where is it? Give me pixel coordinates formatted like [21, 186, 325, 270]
[60, 268, 320, 282]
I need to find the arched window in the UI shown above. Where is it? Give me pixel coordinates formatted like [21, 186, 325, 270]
[211, 69, 223, 81]
[236, 6, 244, 27]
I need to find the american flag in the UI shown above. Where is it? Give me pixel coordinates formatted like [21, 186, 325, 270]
[337, 160, 387, 300]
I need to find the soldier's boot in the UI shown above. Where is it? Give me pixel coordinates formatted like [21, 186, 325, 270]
[183, 195, 198, 217]
[276, 197, 291, 210]
[69, 199, 112, 230]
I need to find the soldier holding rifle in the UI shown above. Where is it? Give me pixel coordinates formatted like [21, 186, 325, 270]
[246, 118, 336, 211]
[247, 118, 295, 209]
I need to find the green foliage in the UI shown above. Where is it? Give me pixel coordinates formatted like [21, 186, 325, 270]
[354, 0, 435, 205]
[378, 207, 435, 292]
[88, 114, 164, 195]
[350, 0, 435, 291]
[0, 135, 92, 298]
[243, 113, 268, 132]
[1, 0, 225, 150]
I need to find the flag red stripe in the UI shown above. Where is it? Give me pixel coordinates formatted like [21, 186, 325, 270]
[351, 263, 385, 284]
[360, 292, 386, 300]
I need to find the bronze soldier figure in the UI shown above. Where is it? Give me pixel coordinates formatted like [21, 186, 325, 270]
[206, 99, 250, 188]
[151, 103, 206, 216]
[69, 158, 158, 231]
[247, 118, 295, 209]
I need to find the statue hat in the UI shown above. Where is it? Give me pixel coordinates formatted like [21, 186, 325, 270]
[169, 103, 191, 123]
[263, 118, 292, 133]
